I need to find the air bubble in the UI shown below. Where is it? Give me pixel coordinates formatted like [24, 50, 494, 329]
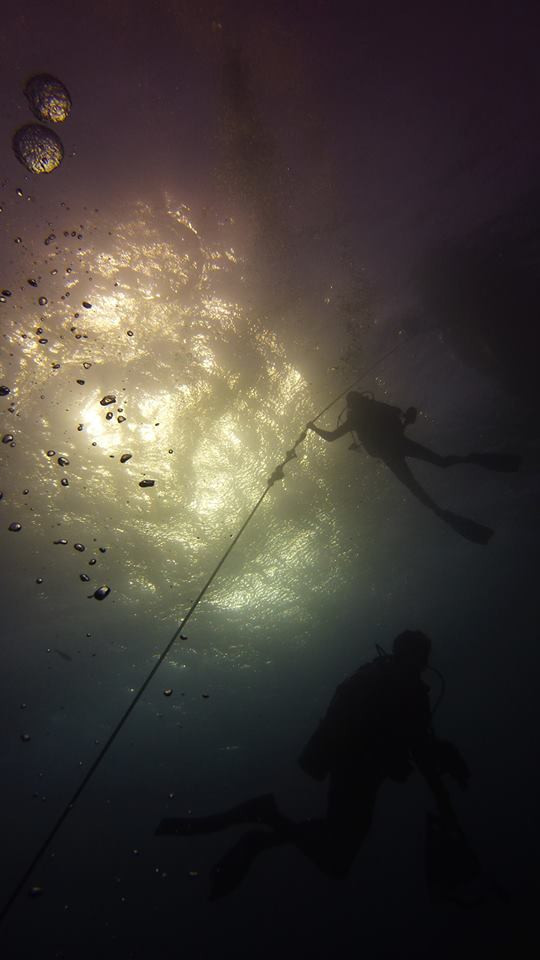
[13, 124, 64, 175]
[24, 74, 71, 123]
[93, 585, 110, 601]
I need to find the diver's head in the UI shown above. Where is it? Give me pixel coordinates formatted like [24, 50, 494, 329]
[392, 630, 431, 673]
[346, 390, 369, 410]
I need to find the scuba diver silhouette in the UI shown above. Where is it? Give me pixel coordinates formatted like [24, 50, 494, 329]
[306, 390, 521, 544]
[156, 631, 476, 901]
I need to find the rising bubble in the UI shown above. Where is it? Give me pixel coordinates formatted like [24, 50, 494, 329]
[24, 74, 72, 123]
[13, 124, 64, 175]
[93, 585, 110, 601]
[100, 395, 116, 406]
[9, 522, 22, 532]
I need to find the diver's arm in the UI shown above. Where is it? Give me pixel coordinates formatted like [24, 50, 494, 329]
[306, 421, 351, 442]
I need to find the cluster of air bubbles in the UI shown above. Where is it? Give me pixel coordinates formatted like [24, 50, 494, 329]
[12, 74, 71, 174]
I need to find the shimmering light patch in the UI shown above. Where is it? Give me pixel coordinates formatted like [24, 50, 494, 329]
[0, 197, 359, 657]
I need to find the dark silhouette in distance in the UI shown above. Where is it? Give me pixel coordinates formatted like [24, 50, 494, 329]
[156, 631, 475, 900]
[307, 391, 521, 544]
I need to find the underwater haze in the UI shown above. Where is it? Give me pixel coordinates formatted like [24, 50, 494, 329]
[1, 1, 539, 957]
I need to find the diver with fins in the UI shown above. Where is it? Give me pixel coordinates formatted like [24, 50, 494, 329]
[156, 631, 479, 902]
[306, 390, 521, 544]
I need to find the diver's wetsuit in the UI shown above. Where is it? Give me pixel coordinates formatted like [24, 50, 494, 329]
[157, 656, 446, 892]
[310, 399, 471, 515]
[292, 655, 435, 874]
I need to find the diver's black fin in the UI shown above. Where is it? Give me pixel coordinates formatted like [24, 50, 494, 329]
[209, 830, 278, 900]
[439, 510, 494, 545]
[155, 794, 280, 837]
[155, 817, 201, 836]
[468, 452, 522, 472]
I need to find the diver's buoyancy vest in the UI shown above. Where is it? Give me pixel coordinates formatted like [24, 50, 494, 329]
[298, 657, 430, 781]
[349, 399, 404, 454]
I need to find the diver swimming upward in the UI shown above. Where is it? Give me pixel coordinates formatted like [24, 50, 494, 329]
[307, 391, 521, 544]
[156, 631, 477, 902]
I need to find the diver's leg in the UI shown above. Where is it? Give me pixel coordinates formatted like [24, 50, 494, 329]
[315, 766, 381, 875]
[156, 793, 282, 836]
[384, 457, 494, 544]
[209, 773, 381, 898]
[384, 457, 443, 513]
[400, 438, 469, 468]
